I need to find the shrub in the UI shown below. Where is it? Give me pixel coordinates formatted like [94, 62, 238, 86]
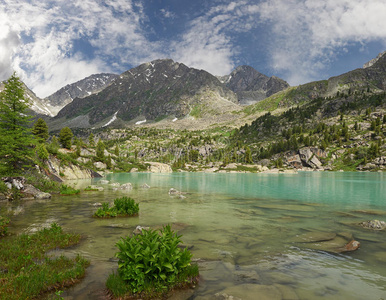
[60, 184, 80, 195]
[107, 225, 198, 298]
[94, 197, 139, 218]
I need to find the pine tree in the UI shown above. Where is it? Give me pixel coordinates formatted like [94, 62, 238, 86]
[96, 139, 105, 161]
[32, 118, 49, 143]
[89, 133, 95, 147]
[245, 146, 253, 164]
[0, 73, 35, 174]
[59, 127, 73, 149]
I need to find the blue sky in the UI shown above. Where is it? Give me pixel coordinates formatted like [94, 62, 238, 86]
[1, 0, 386, 98]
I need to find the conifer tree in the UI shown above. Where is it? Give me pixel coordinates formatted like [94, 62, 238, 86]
[0, 73, 34, 174]
[89, 133, 95, 147]
[32, 118, 49, 142]
[96, 139, 105, 161]
[59, 127, 73, 149]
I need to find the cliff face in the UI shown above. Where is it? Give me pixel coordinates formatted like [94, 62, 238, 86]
[45, 155, 102, 181]
[219, 65, 289, 105]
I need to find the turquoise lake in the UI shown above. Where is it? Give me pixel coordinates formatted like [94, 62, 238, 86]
[4, 171, 386, 299]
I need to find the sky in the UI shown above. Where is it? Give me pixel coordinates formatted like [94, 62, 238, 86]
[1, 0, 386, 98]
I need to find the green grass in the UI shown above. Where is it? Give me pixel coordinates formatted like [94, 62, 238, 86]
[0, 223, 89, 300]
[60, 184, 80, 195]
[0, 216, 9, 237]
[84, 186, 100, 191]
[94, 197, 139, 218]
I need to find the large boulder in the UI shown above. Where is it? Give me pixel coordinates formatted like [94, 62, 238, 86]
[146, 162, 172, 173]
[22, 184, 51, 200]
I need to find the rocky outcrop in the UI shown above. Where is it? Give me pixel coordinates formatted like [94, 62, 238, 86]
[219, 65, 289, 105]
[1, 177, 51, 200]
[357, 156, 386, 171]
[45, 155, 102, 180]
[146, 162, 173, 173]
[285, 147, 326, 169]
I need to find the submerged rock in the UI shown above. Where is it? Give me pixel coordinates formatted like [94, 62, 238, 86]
[337, 240, 360, 253]
[292, 231, 360, 253]
[217, 284, 282, 300]
[119, 183, 133, 190]
[360, 220, 386, 230]
[169, 188, 184, 195]
[292, 231, 336, 243]
[141, 183, 150, 189]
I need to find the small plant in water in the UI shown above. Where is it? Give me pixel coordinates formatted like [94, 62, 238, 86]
[60, 184, 80, 195]
[106, 225, 199, 298]
[94, 197, 139, 218]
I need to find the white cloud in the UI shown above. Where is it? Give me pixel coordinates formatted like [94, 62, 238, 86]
[170, 2, 254, 76]
[0, 19, 20, 80]
[0, 0, 162, 97]
[2, 0, 386, 97]
[160, 8, 175, 19]
[257, 0, 386, 85]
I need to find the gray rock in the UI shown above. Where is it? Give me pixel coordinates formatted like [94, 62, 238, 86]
[360, 220, 386, 230]
[141, 183, 150, 189]
[22, 184, 51, 199]
[119, 183, 132, 190]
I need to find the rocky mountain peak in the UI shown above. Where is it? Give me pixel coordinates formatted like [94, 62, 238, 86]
[363, 51, 386, 68]
[219, 65, 289, 105]
[43, 73, 118, 116]
[54, 58, 238, 128]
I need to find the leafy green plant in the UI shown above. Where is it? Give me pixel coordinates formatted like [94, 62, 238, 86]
[94, 197, 139, 218]
[106, 225, 199, 298]
[60, 184, 80, 195]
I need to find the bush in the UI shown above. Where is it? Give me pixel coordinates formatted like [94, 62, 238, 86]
[94, 197, 139, 218]
[107, 225, 198, 298]
[60, 184, 80, 195]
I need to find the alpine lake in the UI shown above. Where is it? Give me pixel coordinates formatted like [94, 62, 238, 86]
[4, 171, 386, 300]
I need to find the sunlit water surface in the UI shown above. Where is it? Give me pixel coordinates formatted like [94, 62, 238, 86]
[3, 172, 386, 299]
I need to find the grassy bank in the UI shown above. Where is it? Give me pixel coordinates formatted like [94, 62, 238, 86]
[0, 223, 89, 300]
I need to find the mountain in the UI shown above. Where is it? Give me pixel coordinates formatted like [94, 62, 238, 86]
[0, 80, 53, 117]
[218, 65, 289, 105]
[54, 59, 238, 128]
[247, 51, 386, 111]
[42, 73, 118, 116]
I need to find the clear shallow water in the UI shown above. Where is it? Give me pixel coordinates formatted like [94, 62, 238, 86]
[2, 172, 386, 299]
